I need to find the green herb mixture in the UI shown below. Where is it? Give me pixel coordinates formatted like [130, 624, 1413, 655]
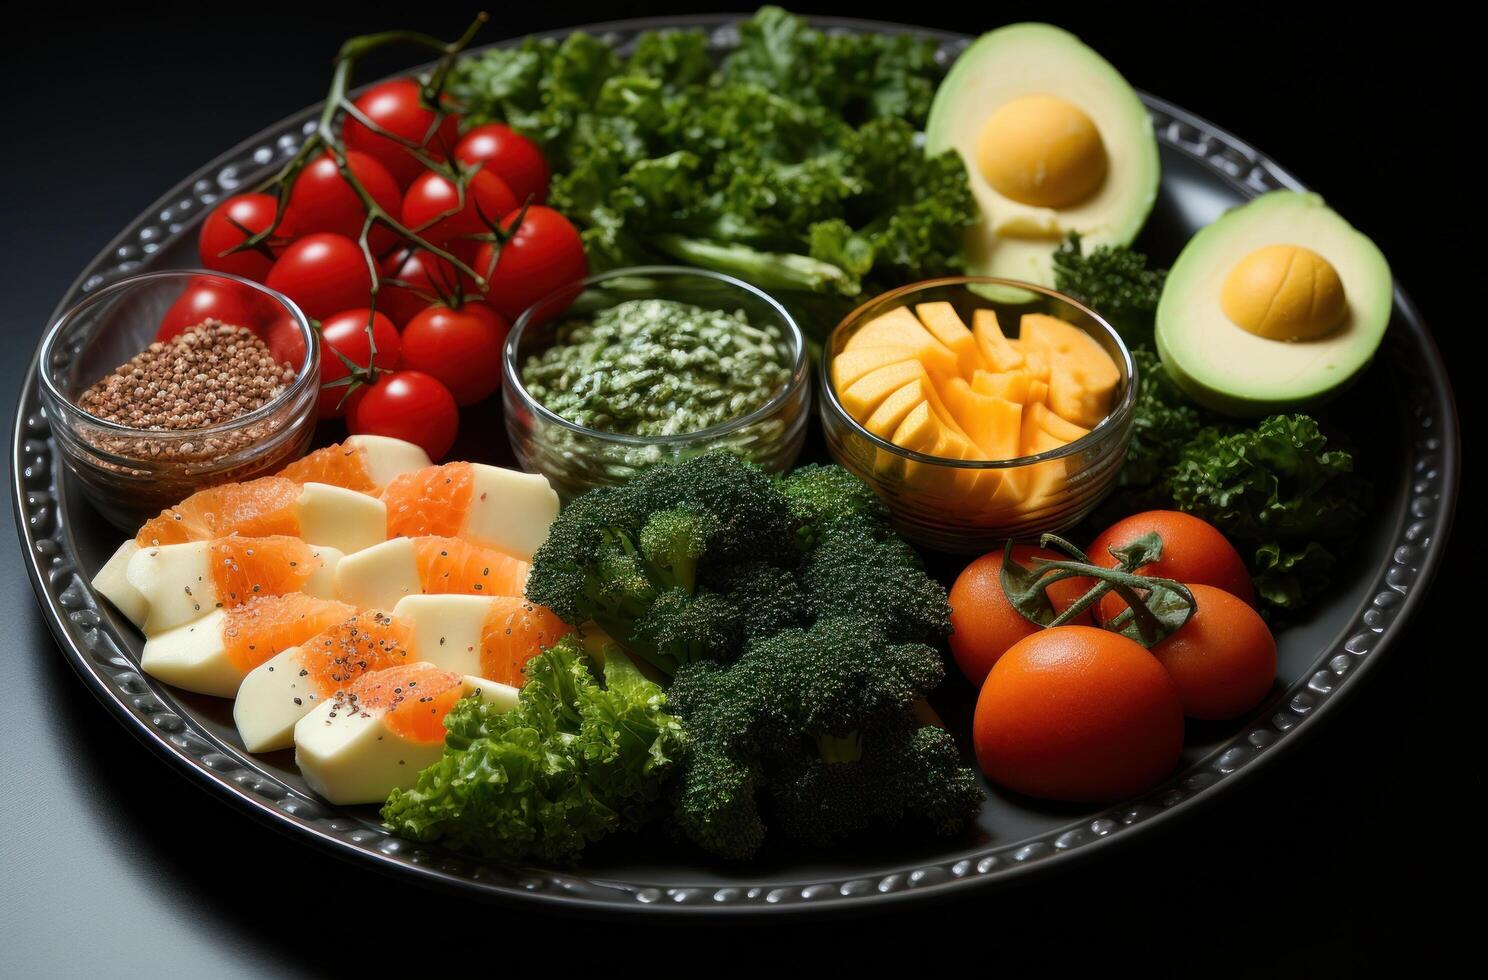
[1055, 237, 1366, 609]
[451, 6, 975, 321]
[523, 298, 791, 436]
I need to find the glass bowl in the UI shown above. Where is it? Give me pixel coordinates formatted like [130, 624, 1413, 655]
[820, 277, 1136, 553]
[38, 270, 319, 531]
[503, 266, 810, 499]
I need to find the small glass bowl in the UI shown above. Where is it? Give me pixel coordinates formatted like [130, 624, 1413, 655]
[503, 266, 810, 499]
[38, 271, 319, 531]
[820, 277, 1137, 553]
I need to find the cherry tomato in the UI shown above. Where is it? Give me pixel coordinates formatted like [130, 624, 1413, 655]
[398, 302, 509, 405]
[316, 309, 402, 419]
[282, 151, 401, 254]
[347, 370, 459, 461]
[401, 169, 518, 262]
[948, 546, 1092, 686]
[453, 123, 550, 205]
[198, 194, 288, 282]
[378, 248, 473, 326]
[156, 277, 265, 341]
[1150, 584, 1276, 720]
[266, 233, 373, 322]
[973, 625, 1184, 803]
[342, 78, 461, 188]
[260, 310, 308, 368]
[1090, 511, 1256, 622]
[474, 206, 587, 321]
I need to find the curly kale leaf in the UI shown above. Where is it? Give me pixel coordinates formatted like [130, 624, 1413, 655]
[381, 637, 685, 864]
[1053, 234, 1167, 343]
[450, 7, 971, 313]
[1166, 415, 1366, 607]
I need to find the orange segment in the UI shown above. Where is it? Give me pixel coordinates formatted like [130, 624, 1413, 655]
[275, 441, 378, 494]
[350, 662, 465, 744]
[412, 536, 529, 598]
[137, 477, 302, 547]
[221, 593, 356, 674]
[479, 598, 572, 686]
[383, 463, 475, 540]
[297, 610, 414, 698]
[208, 536, 318, 609]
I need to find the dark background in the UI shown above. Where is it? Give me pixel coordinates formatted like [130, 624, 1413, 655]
[1, 4, 1476, 974]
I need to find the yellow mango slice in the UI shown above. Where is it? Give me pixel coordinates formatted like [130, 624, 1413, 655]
[830, 346, 917, 391]
[1030, 400, 1091, 445]
[845, 307, 959, 378]
[1019, 403, 1090, 509]
[840, 360, 927, 422]
[972, 369, 1033, 404]
[1020, 313, 1120, 428]
[892, 403, 979, 498]
[972, 309, 1024, 372]
[864, 380, 929, 440]
[1028, 378, 1050, 406]
[1021, 347, 1051, 383]
[914, 302, 981, 377]
[941, 378, 1022, 462]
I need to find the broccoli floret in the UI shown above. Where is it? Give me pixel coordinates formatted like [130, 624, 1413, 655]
[771, 719, 983, 848]
[525, 451, 799, 676]
[799, 522, 952, 642]
[631, 450, 799, 565]
[700, 559, 813, 642]
[638, 506, 716, 592]
[669, 616, 981, 860]
[775, 463, 887, 551]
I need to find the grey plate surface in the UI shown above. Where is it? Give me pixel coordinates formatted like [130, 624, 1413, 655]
[10, 14, 1459, 914]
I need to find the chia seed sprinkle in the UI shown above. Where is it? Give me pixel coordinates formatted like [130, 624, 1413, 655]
[77, 320, 294, 430]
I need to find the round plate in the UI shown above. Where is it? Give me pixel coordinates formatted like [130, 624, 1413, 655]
[11, 15, 1460, 914]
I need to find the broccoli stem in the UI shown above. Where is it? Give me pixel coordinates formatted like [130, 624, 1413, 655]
[817, 732, 863, 764]
[652, 234, 859, 296]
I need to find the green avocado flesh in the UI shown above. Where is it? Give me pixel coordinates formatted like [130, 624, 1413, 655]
[1156, 191, 1392, 417]
[926, 23, 1160, 287]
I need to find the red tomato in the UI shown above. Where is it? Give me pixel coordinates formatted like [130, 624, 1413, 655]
[347, 370, 459, 461]
[1150, 584, 1276, 720]
[973, 626, 1184, 803]
[1091, 511, 1257, 622]
[342, 78, 461, 187]
[156, 277, 266, 341]
[260, 310, 308, 368]
[198, 194, 288, 282]
[398, 302, 509, 405]
[378, 248, 472, 325]
[316, 309, 402, 419]
[948, 546, 1092, 686]
[474, 206, 587, 321]
[266, 233, 373, 322]
[401, 169, 518, 262]
[453, 124, 550, 205]
[282, 151, 401, 254]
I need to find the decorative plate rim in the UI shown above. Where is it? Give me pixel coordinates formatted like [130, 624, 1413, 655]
[10, 14, 1461, 915]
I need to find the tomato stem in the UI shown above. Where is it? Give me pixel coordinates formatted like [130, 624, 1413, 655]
[224, 13, 492, 320]
[999, 533, 1199, 648]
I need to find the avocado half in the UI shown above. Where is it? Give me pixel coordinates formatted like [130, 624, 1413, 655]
[926, 23, 1160, 287]
[1155, 191, 1392, 417]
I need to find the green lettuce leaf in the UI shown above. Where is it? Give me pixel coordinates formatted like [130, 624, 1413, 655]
[381, 636, 685, 864]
